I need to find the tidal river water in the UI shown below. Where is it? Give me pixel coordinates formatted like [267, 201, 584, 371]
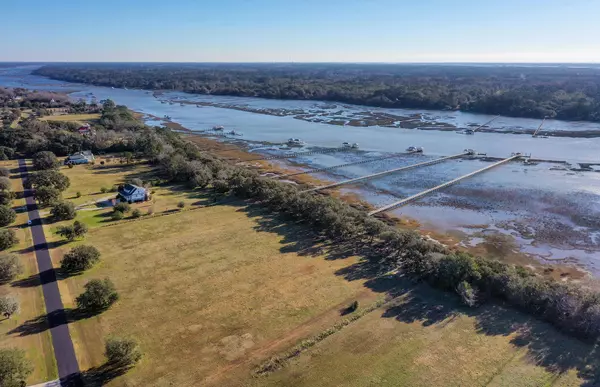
[2, 64, 600, 276]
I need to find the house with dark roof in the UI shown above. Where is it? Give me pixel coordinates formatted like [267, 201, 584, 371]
[117, 184, 148, 203]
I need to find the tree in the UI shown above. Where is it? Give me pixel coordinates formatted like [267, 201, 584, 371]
[0, 205, 16, 227]
[177, 201, 185, 209]
[123, 152, 133, 164]
[0, 167, 9, 178]
[131, 209, 141, 218]
[0, 348, 33, 387]
[104, 337, 142, 367]
[0, 229, 18, 251]
[0, 177, 11, 191]
[33, 186, 60, 207]
[32, 150, 59, 170]
[0, 191, 14, 206]
[61, 245, 100, 272]
[50, 201, 76, 221]
[76, 278, 119, 311]
[29, 170, 70, 191]
[0, 296, 19, 319]
[57, 221, 88, 241]
[0, 254, 23, 283]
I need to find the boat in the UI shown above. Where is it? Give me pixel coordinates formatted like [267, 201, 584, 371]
[196, 104, 201, 108]
[169, 102, 174, 105]
[463, 148, 476, 155]
[212, 126, 225, 131]
[227, 130, 242, 136]
[406, 146, 423, 153]
[180, 103, 185, 107]
[160, 101, 166, 104]
[287, 138, 305, 147]
[163, 115, 171, 121]
[457, 129, 474, 135]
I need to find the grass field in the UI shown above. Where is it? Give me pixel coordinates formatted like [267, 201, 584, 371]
[39, 113, 100, 123]
[49, 205, 377, 386]
[6, 158, 598, 386]
[0, 160, 57, 384]
[256, 284, 594, 387]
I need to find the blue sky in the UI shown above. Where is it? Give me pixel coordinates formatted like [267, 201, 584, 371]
[2, 0, 599, 62]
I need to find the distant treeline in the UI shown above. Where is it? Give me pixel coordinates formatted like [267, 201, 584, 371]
[34, 63, 600, 122]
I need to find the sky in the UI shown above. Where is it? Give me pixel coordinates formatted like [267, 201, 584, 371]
[2, 0, 599, 63]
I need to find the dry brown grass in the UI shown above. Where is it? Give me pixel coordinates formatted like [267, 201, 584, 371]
[50, 204, 376, 386]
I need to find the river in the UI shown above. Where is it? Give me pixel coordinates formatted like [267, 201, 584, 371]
[2, 64, 600, 276]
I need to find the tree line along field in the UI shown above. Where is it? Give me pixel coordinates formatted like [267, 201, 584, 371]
[6, 155, 594, 387]
[34, 63, 600, 122]
[0, 160, 57, 384]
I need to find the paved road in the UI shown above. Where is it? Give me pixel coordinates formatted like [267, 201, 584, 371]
[18, 160, 82, 387]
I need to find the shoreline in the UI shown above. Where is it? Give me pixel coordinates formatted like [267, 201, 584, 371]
[160, 115, 593, 283]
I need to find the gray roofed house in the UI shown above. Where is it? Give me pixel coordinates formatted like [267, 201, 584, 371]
[117, 184, 147, 203]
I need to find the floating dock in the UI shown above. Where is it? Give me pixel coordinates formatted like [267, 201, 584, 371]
[244, 147, 353, 163]
[302, 152, 468, 193]
[368, 154, 522, 215]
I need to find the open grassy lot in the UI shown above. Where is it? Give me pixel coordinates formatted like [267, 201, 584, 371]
[0, 160, 57, 384]
[48, 205, 377, 386]
[39, 113, 100, 123]
[256, 283, 594, 387]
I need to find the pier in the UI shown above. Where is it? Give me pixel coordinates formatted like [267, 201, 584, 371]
[368, 154, 522, 215]
[277, 152, 412, 179]
[302, 152, 468, 193]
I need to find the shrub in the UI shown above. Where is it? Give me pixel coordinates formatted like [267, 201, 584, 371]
[457, 281, 477, 307]
[113, 202, 131, 213]
[0, 296, 19, 318]
[76, 278, 119, 311]
[177, 201, 185, 209]
[104, 337, 142, 367]
[0, 205, 16, 227]
[32, 150, 59, 170]
[0, 229, 18, 251]
[131, 209, 141, 218]
[61, 245, 100, 273]
[76, 191, 82, 198]
[0, 177, 11, 191]
[34, 186, 60, 207]
[0, 254, 23, 283]
[0, 167, 10, 178]
[146, 207, 154, 216]
[111, 210, 124, 221]
[100, 187, 109, 193]
[29, 170, 70, 191]
[0, 348, 33, 387]
[50, 201, 77, 221]
[0, 147, 15, 161]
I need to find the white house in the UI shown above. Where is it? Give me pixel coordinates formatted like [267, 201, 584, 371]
[117, 184, 148, 203]
[64, 151, 95, 165]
